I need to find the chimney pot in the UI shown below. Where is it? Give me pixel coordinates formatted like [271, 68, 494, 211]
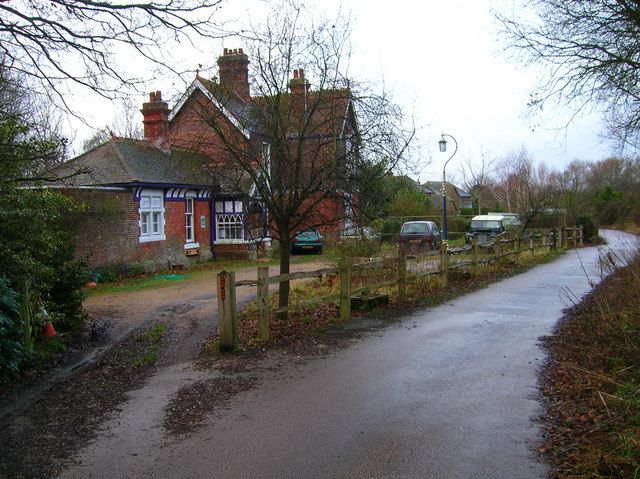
[293, 69, 299, 79]
[217, 47, 251, 102]
[299, 69, 304, 79]
[141, 90, 170, 141]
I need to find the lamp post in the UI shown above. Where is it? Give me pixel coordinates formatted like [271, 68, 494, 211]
[438, 133, 458, 242]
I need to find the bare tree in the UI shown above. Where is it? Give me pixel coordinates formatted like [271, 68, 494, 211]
[1, 0, 228, 112]
[81, 97, 143, 152]
[459, 147, 495, 214]
[557, 159, 591, 224]
[492, 147, 559, 229]
[496, 0, 640, 150]
[183, 2, 414, 318]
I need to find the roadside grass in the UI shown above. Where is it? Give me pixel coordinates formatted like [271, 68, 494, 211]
[539, 251, 640, 479]
[132, 323, 166, 367]
[204, 243, 566, 354]
[85, 254, 319, 296]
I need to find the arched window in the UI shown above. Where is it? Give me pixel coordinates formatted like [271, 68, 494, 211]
[217, 213, 244, 240]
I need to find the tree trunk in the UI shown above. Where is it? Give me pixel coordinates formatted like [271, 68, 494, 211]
[277, 236, 291, 321]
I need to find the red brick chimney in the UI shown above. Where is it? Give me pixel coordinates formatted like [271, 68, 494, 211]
[217, 48, 250, 102]
[289, 68, 310, 116]
[141, 91, 170, 141]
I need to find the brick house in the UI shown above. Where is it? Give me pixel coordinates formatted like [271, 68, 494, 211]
[48, 48, 358, 272]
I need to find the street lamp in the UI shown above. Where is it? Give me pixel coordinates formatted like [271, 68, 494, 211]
[438, 133, 458, 242]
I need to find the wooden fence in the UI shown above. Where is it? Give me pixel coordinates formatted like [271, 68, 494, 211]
[216, 226, 583, 349]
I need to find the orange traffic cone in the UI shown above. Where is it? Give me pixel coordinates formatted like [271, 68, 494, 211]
[42, 322, 57, 338]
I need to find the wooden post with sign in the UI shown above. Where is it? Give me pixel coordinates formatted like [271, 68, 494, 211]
[397, 247, 407, 302]
[216, 270, 238, 352]
[257, 266, 270, 341]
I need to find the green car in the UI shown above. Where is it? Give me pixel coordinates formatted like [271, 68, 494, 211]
[291, 229, 323, 254]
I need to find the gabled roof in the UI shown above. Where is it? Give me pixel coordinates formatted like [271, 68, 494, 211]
[168, 77, 251, 139]
[423, 181, 467, 197]
[46, 138, 217, 188]
[167, 74, 354, 147]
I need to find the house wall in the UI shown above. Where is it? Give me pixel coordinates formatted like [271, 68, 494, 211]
[64, 189, 213, 274]
[166, 89, 248, 165]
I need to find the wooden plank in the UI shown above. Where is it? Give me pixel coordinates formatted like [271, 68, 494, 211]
[351, 258, 384, 271]
[411, 269, 441, 279]
[273, 292, 342, 315]
[267, 266, 340, 284]
[351, 279, 398, 295]
[235, 279, 259, 286]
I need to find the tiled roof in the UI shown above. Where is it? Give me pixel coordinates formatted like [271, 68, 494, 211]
[46, 138, 217, 188]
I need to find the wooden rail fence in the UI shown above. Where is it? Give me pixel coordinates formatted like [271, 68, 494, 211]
[216, 226, 583, 349]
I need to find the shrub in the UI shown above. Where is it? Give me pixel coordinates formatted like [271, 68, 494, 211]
[46, 259, 90, 332]
[0, 279, 24, 378]
[577, 214, 599, 242]
[446, 216, 471, 234]
[379, 218, 402, 242]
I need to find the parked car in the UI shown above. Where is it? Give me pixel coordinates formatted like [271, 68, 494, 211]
[291, 228, 323, 254]
[399, 221, 441, 251]
[465, 214, 522, 243]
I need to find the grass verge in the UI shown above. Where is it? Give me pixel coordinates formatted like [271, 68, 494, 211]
[539, 253, 640, 478]
[85, 254, 320, 296]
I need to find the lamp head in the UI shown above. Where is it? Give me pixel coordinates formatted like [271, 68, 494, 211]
[438, 137, 447, 152]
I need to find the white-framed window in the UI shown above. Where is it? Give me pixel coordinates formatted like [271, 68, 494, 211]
[139, 190, 165, 243]
[217, 213, 245, 240]
[185, 198, 195, 243]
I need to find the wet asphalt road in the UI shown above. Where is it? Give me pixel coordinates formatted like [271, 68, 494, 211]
[61, 230, 637, 479]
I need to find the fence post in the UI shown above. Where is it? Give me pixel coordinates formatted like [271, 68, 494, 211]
[471, 238, 479, 275]
[551, 229, 557, 252]
[339, 257, 352, 321]
[516, 232, 522, 263]
[397, 247, 407, 302]
[217, 270, 238, 352]
[495, 237, 501, 271]
[573, 226, 577, 248]
[529, 234, 534, 255]
[560, 227, 565, 247]
[579, 226, 584, 246]
[440, 242, 448, 287]
[257, 266, 270, 341]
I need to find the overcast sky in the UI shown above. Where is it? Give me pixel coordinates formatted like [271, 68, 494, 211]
[68, 0, 614, 184]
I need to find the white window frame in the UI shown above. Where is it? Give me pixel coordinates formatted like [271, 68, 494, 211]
[214, 200, 247, 244]
[138, 189, 166, 243]
[184, 196, 199, 249]
[216, 213, 245, 242]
